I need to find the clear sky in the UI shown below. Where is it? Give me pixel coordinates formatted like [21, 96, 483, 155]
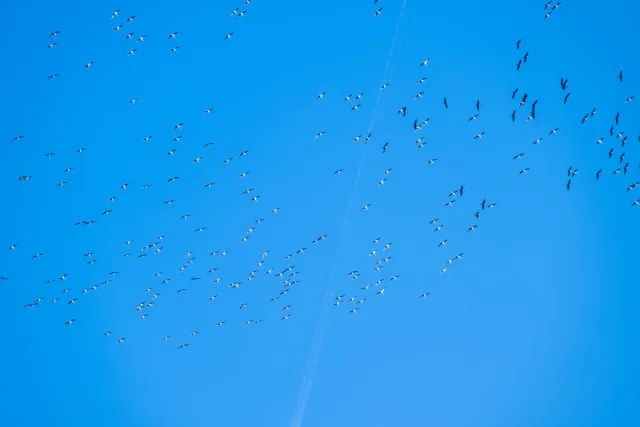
[1, 0, 639, 426]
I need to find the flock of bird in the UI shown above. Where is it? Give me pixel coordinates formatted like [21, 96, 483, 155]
[3, 1, 639, 352]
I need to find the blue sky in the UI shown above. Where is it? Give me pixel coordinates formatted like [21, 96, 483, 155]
[1, 0, 639, 426]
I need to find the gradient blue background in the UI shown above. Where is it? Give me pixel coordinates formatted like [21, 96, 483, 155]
[1, 1, 639, 426]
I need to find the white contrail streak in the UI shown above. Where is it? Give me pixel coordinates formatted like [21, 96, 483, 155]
[289, 3, 408, 427]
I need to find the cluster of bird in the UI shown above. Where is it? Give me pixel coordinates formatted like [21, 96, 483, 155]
[4, 2, 639, 350]
[543, 1, 563, 20]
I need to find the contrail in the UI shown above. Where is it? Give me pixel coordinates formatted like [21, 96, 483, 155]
[289, 3, 408, 427]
